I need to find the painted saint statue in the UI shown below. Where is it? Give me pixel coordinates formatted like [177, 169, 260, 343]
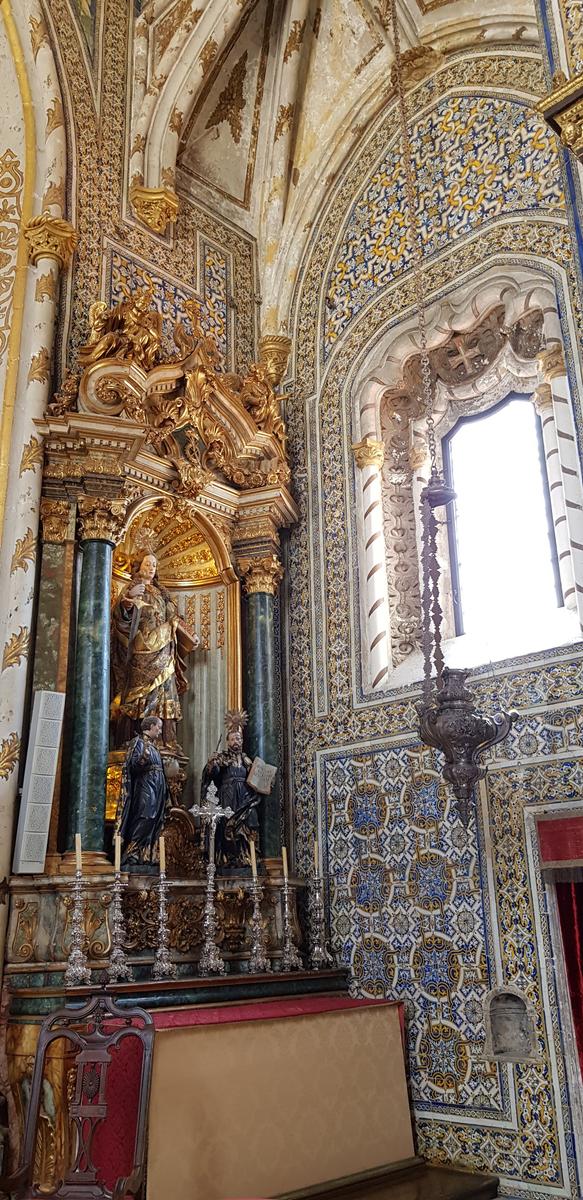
[200, 711, 265, 869]
[111, 552, 198, 748]
[118, 715, 168, 869]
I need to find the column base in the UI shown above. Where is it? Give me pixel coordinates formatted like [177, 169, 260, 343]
[60, 850, 113, 876]
[263, 855, 283, 878]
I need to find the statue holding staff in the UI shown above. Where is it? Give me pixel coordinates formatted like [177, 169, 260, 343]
[111, 552, 198, 749]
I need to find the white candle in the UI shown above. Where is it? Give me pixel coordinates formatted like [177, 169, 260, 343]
[114, 834, 121, 874]
[159, 835, 166, 874]
[250, 838, 257, 879]
[75, 833, 82, 874]
[282, 846, 288, 879]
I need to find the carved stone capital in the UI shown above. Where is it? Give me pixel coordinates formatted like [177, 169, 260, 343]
[533, 383, 553, 415]
[40, 499, 73, 543]
[239, 554, 284, 596]
[24, 213, 77, 268]
[538, 345, 566, 381]
[352, 436, 385, 470]
[130, 185, 179, 233]
[77, 497, 128, 545]
[258, 335, 292, 389]
[537, 72, 583, 160]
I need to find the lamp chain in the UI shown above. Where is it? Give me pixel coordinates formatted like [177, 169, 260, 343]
[389, 0, 443, 699]
[388, 0, 437, 474]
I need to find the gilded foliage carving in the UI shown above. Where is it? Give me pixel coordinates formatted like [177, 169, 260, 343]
[2, 627, 30, 672]
[10, 529, 36, 575]
[19, 435, 43, 476]
[28, 348, 51, 384]
[0, 732, 20, 779]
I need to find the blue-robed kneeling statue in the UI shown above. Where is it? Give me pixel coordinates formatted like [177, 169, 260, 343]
[118, 714, 169, 870]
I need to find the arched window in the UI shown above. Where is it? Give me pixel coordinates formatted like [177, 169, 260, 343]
[443, 394, 562, 642]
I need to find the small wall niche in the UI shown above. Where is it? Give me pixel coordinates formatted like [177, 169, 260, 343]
[483, 985, 540, 1063]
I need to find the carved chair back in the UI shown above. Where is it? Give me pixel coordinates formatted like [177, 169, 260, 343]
[5, 993, 154, 1200]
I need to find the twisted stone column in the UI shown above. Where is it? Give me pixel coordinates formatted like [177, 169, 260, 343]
[538, 345, 583, 633]
[352, 436, 391, 689]
[532, 383, 576, 610]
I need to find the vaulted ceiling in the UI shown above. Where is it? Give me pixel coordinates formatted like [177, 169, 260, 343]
[134, 0, 539, 329]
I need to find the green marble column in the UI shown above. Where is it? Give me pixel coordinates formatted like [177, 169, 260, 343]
[67, 537, 113, 853]
[241, 556, 284, 861]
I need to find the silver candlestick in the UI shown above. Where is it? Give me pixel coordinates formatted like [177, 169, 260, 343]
[191, 782, 233, 976]
[282, 876, 303, 971]
[153, 870, 177, 980]
[64, 870, 91, 988]
[309, 872, 334, 970]
[248, 877, 271, 974]
[107, 871, 133, 984]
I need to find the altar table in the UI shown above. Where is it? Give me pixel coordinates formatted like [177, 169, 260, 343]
[144, 995, 413, 1200]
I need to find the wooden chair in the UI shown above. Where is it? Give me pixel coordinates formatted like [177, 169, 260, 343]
[1, 993, 154, 1200]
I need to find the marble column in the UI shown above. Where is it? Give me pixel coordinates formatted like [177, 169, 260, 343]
[239, 555, 284, 863]
[66, 497, 126, 868]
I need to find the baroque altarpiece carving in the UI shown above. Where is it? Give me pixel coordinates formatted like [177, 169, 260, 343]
[6, 289, 300, 1000]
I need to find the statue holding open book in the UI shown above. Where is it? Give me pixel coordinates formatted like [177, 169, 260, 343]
[199, 710, 276, 870]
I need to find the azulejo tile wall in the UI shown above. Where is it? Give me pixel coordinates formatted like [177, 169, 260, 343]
[286, 45, 583, 1200]
[325, 96, 564, 351]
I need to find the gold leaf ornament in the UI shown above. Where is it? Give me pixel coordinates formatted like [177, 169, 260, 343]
[10, 529, 36, 575]
[2, 627, 30, 671]
[0, 732, 20, 780]
[35, 273, 58, 303]
[28, 347, 51, 385]
[19, 436, 43, 476]
[46, 97, 65, 138]
[29, 15, 49, 59]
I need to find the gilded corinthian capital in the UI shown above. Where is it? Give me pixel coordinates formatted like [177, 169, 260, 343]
[77, 497, 128, 545]
[130, 185, 179, 234]
[352, 437, 385, 470]
[258, 335, 292, 389]
[40, 499, 73, 544]
[239, 554, 284, 596]
[24, 213, 78, 268]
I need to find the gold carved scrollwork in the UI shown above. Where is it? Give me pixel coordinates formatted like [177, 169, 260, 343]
[47, 371, 79, 416]
[40, 499, 72, 543]
[538, 345, 566, 381]
[24, 213, 77, 268]
[352, 437, 385, 470]
[77, 497, 128, 545]
[239, 364, 287, 451]
[537, 73, 583, 161]
[239, 554, 284, 596]
[129, 185, 179, 234]
[258, 334, 292, 389]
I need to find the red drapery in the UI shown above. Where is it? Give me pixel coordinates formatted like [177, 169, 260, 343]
[556, 881, 583, 1075]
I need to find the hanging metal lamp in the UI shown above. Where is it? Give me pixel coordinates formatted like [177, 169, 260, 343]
[388, 0, 516, 822]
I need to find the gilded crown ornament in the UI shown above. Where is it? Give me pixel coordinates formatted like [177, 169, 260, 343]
[352, 437, 385, 470]
[389, 0, 515, 823]
[258, 334, 292, 390]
